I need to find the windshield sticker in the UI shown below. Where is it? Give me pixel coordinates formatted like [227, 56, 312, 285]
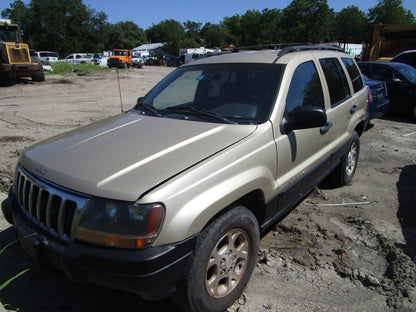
[196, 75, 206, 81]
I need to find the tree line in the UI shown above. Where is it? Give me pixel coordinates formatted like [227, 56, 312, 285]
[2, 0, 415, 56]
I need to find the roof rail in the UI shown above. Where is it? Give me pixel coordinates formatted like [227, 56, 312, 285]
[233, 43, 307, 52]
[277, 45, 345, 57]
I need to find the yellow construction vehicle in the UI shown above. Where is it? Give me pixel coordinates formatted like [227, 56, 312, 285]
[0, 19, 44, 82]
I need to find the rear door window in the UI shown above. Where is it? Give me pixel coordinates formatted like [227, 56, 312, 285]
[319, 58, 351, 107]
[341, 57, 364, 93]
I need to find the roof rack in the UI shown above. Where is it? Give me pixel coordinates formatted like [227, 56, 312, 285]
[233, 43, 307, 52]
[277, 45, 345, 57]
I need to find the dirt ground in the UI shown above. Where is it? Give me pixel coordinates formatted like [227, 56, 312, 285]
[0, 67, 415, 312]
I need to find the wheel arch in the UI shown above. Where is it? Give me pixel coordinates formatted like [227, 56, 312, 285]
[201, 189, 267, 235]
[354, 120, 366, 136]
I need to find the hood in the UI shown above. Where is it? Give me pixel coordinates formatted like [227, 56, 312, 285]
[20, 113, 256, 201]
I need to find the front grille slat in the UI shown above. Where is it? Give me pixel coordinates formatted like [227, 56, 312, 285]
[28, 185, 39, 218]
[14, 167, 89, 243]
[57, 200, 68, 237]
[37, 189, 48, 223]
[22, 179, 30, 213]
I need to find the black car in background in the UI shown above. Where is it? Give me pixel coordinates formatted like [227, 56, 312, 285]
[391, 50, 416, 69]
[358, 62, 416, 121]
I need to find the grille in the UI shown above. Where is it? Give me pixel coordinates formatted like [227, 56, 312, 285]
[7, 45, 30, 63]
[15, 167, 89, 242]
[108, 58, 122, 67]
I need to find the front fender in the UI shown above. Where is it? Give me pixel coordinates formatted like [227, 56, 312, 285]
[144, 123, 278, 246]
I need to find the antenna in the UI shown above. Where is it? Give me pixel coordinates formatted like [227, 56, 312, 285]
[116, 68, 123, 112]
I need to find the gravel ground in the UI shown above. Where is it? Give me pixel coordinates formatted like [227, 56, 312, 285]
[0, 67, 415, 312]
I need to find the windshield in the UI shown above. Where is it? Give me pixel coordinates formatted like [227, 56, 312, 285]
[0, 25, 20, 42]
[114, 51, 127, 56]
[136, 63, 284, 124]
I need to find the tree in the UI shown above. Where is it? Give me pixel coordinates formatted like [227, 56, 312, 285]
[200, 22, 228, 48]
[368, 0, 415, 24]
[183, 20, 202, 48]
[223, 15, 243, 46]
[1, 0, 29, 26]
[239, 10, 263, 46]
[146, 19, 185, 55]
[279, 0, 334, 43]
[104, 21, 146, 50]
[2, 0, 109, 53]
[335, 6, 369, 42]
[258, 8, 284, 44]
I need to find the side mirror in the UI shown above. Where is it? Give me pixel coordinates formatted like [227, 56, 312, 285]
[281, 106, 327, 134]
[137, 96, 144, 104]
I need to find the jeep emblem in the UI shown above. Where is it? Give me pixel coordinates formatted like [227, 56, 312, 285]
[36, 166, 46, 176]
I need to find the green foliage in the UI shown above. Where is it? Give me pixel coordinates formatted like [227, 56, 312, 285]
[105, 21, 147, 50]
[0, 236, 33, 295]
[47, 62, 110, 75]
[146, 19, 185, 55]
[183, 20, 203, 47]
[200, 22, 228, 48]
[1, 0, 28, 28]
[1, 0, 147, 53]
[368, 0, 415, 24]
[0, 269, 29, 292]
[335, 6, 370, 42]
[280, 0, 334, 43]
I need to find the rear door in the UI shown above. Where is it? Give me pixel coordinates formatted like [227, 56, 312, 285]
[374, 65, 413, 113]
[317, 56, 364, 149]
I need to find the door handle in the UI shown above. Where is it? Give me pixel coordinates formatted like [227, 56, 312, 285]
[320, 121, 332, 134]
[350, 105, 358, 114]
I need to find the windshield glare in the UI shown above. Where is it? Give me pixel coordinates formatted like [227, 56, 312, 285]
[138, 63, 283, 124]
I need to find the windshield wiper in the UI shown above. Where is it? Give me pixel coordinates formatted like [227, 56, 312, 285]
[134, 103, 161, 117]
[164, 106, 237, 124]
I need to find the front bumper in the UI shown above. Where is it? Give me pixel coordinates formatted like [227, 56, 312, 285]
[1, 192, 197, 300]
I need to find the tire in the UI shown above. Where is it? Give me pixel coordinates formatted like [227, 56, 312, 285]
[176, 206, 260, 312]
[328, 131, 360, 186]
[32, 71, 45, 82]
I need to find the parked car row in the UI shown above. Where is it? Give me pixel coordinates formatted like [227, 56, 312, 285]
[33, 51, 104, 66]
[359, 60, 416, 121]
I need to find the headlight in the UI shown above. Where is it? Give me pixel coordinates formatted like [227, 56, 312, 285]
[74, 198, 164, 249]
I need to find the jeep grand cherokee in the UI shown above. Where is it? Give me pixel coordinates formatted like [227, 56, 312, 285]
[2, 45, 368, 312]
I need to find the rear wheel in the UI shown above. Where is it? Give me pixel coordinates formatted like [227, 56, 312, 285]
[411, 103, 416, 121]
[327, 131, 360, 186]
[175, 206, 259, 312]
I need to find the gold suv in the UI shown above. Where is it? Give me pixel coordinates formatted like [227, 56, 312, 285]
[2, 45, 368, 312]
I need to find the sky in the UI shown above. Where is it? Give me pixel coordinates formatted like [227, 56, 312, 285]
[3, 0, 416, 30]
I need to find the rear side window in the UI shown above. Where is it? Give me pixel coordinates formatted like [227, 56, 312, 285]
[360, 65, 395, 81]
[285, 61, 324, 118]
[319, 58, 351, 107]
[342, 57, 364, 93]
